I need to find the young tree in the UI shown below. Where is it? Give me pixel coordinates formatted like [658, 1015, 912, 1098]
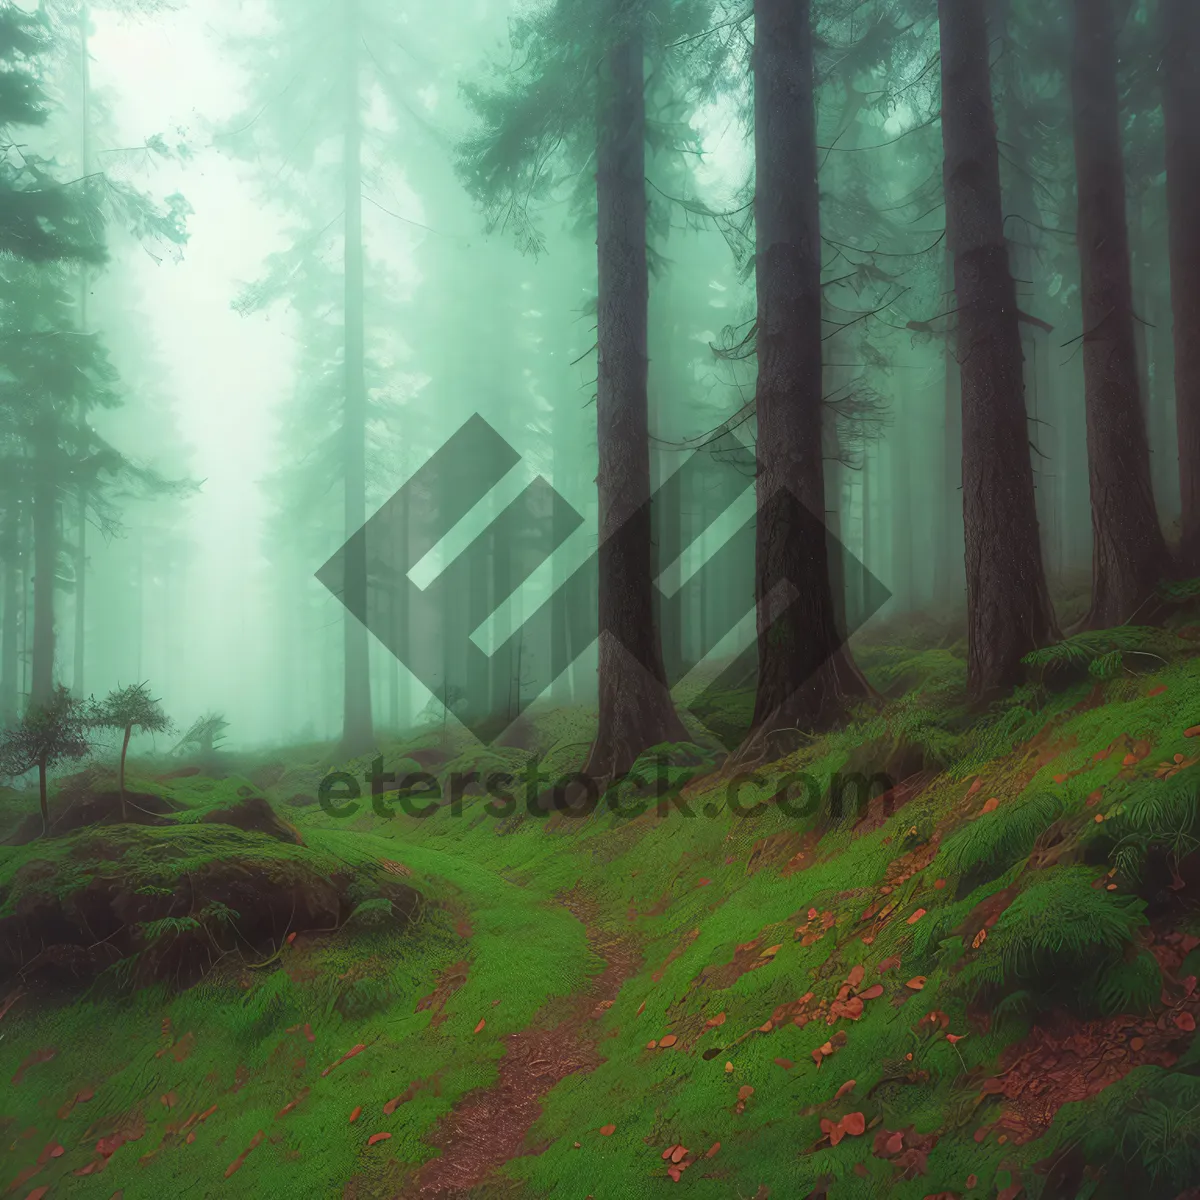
[93, 681, 170, 821]
[172, 712, 228, 764]
[1069, 0, 1170, 625]
[937, 0, 1058, 696]
[1163, 0, 1200, 573]
[741, 0, 872, 748]
[0, 684, 92, 836]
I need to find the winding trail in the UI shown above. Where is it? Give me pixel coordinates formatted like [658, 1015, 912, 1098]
[404, 893, 640, 1196]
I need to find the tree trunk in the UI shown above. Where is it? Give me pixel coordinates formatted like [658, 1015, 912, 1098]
[583, 5, 689, 785]
[340, 0, 374, 756]
[936, 291, 964, 609]
[1070, 0, 1170, 625]
[938, 0, 1058, 697]
[74, 3, 91, 700]
[38, 758, 48, 837]
[0, 503, 19, 725]
[73, 510, 86, 697]
[742, 0, 870, 752]
[119, 723, 131, 822]
[889, 391, 914, 613]
[1164, 0, 1200, 573]
[30, 423, 58, 709]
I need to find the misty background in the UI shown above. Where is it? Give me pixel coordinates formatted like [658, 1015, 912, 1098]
[1, 0, 1178, 750]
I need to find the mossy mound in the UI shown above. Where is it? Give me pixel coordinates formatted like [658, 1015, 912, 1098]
[0, 822, 424, 989]
[198, 795, 303, 844]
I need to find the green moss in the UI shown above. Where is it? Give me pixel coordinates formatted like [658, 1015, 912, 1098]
[2, 630, 1200, 1196]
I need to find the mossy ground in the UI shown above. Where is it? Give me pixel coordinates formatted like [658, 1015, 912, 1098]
[3, 623, 1200, 1198]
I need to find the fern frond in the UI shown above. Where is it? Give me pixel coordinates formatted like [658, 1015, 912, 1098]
[1086, 949, 1161, 1017]
[956, 867, 1146, 1005]
[140, 916, 200, 943]
[940, 790, 1063, 877]
[1022, 627, 1184, 675]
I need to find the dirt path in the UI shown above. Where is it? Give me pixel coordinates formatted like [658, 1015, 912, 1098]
[403, 892, 639, 1196]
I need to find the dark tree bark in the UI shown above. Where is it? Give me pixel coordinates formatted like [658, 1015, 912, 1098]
[938, 0, 1058, 697]
[38, 758, 48, 837]
[340, 0, 374, 756]
[118, 723, 131, 822]
[1164, 0, 1200, 573]
[889, 389, 914, 612]
[741, 0, 870, 753]
[583, 6, 689, 785]
[0, 503, 19, 725]
[934, 248, 964, 610]
[30, 424, 58, 709]
[1070, 0, 1170, 625]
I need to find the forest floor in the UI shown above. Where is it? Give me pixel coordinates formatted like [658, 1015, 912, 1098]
[3, 611, 1200, 1198]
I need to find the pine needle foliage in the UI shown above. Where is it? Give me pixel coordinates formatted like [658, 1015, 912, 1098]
[955, 866, 1147, 1010]
[1021, 626, 1186, 678]
[1099, 765, 1200, 882]
[939, 789, 1063, 877]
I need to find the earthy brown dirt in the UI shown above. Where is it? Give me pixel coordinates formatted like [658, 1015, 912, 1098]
[402, 890, 639, 1197]
[972, 933, 1200, 1145]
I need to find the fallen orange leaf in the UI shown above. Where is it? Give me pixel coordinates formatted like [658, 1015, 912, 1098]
[474, 1019, 486, 1034]
[934, 878, 946, 889]
[842, 1112, 866, 1137]
[349, 1106, 361, 1124]
[906, 977, 926, 990]
[859, 984, 884, 1000]
[599, 1124, 616, 1136]
[1175, 1012, 1196, 1032]
[367, 1132, 391, 1146]
[834, 1079, 856, 1100]
[658, 1034, 677, 1048]
[760, 944, 781, 958]
[321, 1043, 366, 1077]
[907, 908, 926, 925]
[981, 797, 1000, 813]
